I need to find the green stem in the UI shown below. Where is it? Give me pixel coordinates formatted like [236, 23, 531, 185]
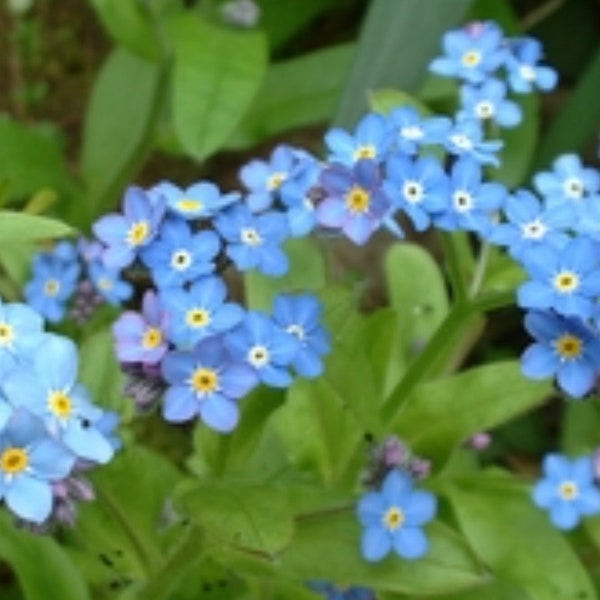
[439, 232, 470, 303]
[381, 289, 514, 427]
[468, 241, 490, 298]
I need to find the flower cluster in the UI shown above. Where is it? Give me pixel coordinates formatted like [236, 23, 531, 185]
[0, 298, 119, 526]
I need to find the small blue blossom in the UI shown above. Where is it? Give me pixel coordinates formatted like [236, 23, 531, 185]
[24, 246, 81, 323]
[429, 21, 506, 84]
[93, 186, 166, 269]
[2, 334, 115, 464]
[0, 298, 45, 371]
[225, 311, 300, 388]
[160, 337, 258, 431]
[325, 112, 391, 167]
[140, 216, 220, 288]
[505, 37, 558, 94]
[383, 154, 450, 233]
[149, 180, 240, 220]
[317, 160, 390, 246]
[87, 260, 134, 306]
[308, 581, 376, 600]
[385, 106, 451, 155]
[271, 293, 331, 379]
[0, 408, 75, 524]
[215, 204, 290, 276]
[160, 276, 245, 349]
[444, 118, 503, 166]
[113, 290, 169, 365]
[532, 453, 600, 530]
[520, 310, 600, 398]
[432, 156, 506, 236]
[458, 78, 522, 128]
[517, 237, 600, 320]
[357, 469, 437, 562]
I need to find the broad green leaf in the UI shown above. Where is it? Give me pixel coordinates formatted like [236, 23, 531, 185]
[245, 237, 326, 311]
[562, 400, 600, 455]
[88, 0, 163, 60]
[446, 474, 597, 600]
[176, 481, 296, 556]
[0, 513, 91, 600]
[393, 361, 552, 465]
[534, 46, 600, 170]
[271, 377, 365, 485]
[384, 242, 449, 361]
[72, 445, 182, 584]
[81, 48, 165, 226]
[0, 211, 74, 241]
[216, 513, 486, 596]
[334, 0, 475, 127]
[168, 13, 267, 161]
[227, 43, 355, 150]
[0, 117, 77, 201]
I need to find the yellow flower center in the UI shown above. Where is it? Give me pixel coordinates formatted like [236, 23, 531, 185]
[554, 333, 583, 360]
[462, 50, 481, 67]
[176, 198, 203, 212]
[558, 481, 579, 501]
[186, 308, 210, 329]
[126, 221, 150, 247]
[553, 270, 579, 293]
[0, 323, 14, 347]
[353, 145, 377, 161]
[267, 172, 287, 191]
[0, 447, 28, 475]
[44, 279, 60, 297]
[48, 390, 73, 418]
[345, 186, 371, 214]
[191, 367, 219, 394]
[142, 327, 163, 350]
[382, 506, 405, 531]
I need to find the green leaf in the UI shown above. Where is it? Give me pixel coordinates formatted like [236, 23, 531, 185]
[445, 474, 597, 600]
[393, 361, 552, 465]
[369, 88, 432, 116]
[176, 481, 296, 556]
[561, 400, 600, 455]
[81, 48, 165, 226]
[217, 513, 486, 596]
[88, 0, 163, 60]
[0, 211, 74, 241]
[227, 43, 355, 150]
[534, 46, 600, 170]
[244, 237, 327, 311]
[168, 13, 267, 161]
[334, 0, 475, 127]
[0, 117, 77, 201]
[0, 514, 91, 600]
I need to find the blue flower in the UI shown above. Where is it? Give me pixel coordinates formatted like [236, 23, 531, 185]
[517, 237, 600, 320]
[385, 106, 450, 155]
[505, 37, 558, 94]
[383, 154, 450, 233]
[0, 408, 75, 524]
[215, 204, 290, 276]
[458, 78, 522, 128]
[149, 180, 240, 220]
[429, 21, 506, 84]
[225, 311, 300, 388]
[113, 290, 169, 365]
[532, 453, 600, 530]
[239, 145, 313, 212]
[324, 112, 391, 167]
[87, 260, 134, 306]
[160, 337, 258, 431]
[489, 188, 572, 260]
[432, 156, 506, 236]
[271, 293, 331, 378]
[2, 334, 115, 464]
[24, 246, 81, 323]
[316, 160, 390, 246]
[308, 581, 375, 600]
[444, 118, 503, 166]
[520, 310, 600, 398]
[93, 186, 166, 269]
[0, 298, 45, 371]
[357, 469, 437, 562]
[160, 276, 244, 349]
[140, 216, 220, 288]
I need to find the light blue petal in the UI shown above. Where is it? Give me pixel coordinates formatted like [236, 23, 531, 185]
[199, 396, 239, 432]
[549, 501, 580, 530]
[361, 525, 392, 562]
[29, 438, 75, 479]
[392, 527, 429, 559]
[6, 476, 53, 524]
[62, 421, 114, 464]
